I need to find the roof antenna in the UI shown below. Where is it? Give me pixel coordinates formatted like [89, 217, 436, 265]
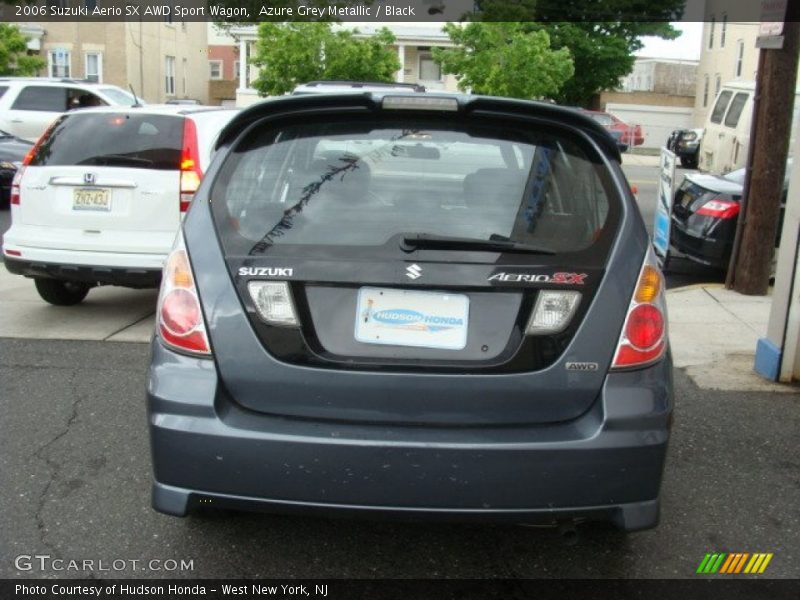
[129, 84, 142, 107]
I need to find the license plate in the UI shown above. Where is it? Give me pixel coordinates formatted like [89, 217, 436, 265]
[73, 188, 111, 211]
[355, 287, 469, 350]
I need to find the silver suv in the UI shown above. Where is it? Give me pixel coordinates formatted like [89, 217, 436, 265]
[0, 78, 141, 142]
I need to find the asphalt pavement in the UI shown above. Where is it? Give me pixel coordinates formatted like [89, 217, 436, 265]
[0, 338, 798, 579]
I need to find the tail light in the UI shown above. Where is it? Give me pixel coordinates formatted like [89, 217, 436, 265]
[156, 232, 211, 356]
[179, 118, 202, 213]
[10, 166, 24, 205]
[696, 198, 740, 219]
[611, 249, 667, 370]
[13, 120, 58, 206]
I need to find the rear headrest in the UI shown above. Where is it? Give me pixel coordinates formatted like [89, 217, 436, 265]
[463, 168, 526, 208]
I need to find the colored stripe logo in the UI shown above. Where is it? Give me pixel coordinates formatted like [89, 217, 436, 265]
[696, 552, 773, 574]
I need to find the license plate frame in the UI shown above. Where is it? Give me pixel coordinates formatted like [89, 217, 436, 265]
[73, 188, 111, 211]
[354, 287, 469, 350]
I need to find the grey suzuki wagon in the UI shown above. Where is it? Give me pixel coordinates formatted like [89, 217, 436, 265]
[147, 93, 672, 531]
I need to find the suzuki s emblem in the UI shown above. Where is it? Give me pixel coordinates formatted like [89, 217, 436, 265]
[406, 264, 422, 280]
[83, 172, 96, 185]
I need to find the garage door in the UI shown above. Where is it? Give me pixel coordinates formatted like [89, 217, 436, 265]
[605, 103, 694, 150]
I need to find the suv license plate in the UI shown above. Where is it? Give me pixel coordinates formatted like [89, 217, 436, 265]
[355, 287, 469, 350]
[73, 188, 111, 211]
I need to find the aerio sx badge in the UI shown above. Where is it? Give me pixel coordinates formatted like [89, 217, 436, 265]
[488, 272, 587, 284]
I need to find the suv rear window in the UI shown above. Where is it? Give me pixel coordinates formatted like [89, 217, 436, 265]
[211, 118, 616, 256]
[724, 92, 749, 128]
[710, 90, 733, 124]
[28, 112, 183, 170]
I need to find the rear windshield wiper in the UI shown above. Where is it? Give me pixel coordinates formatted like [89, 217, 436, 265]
[402, 234, 555, 255]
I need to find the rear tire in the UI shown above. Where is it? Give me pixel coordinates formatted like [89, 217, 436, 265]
[34, 278, 91, 306]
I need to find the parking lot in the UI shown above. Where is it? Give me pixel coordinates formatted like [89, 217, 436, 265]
[1, 159, 798, 579]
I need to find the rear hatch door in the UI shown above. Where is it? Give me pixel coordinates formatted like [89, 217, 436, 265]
[196, 97, 642, 426]
[19, 111, 183, 254]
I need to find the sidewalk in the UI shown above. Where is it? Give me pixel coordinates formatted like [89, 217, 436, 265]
[666, 284, 796, 392]
[621, 153, 661, 167]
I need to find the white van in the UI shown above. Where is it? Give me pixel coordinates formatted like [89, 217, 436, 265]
[699, 81, 800, 175]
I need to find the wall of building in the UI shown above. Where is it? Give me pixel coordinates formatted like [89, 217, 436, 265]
[600, 90, 695, 108]
[652, 62, 698, 96]
[606, 103, 694, 149]
[693, 18, 760, 126]
[123, 21, 209, 104]
[36, 22, 126, 86]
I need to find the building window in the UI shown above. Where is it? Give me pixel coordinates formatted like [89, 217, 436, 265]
[736, 40, 745, 78]
[418, 52, 442, 82]
[49, 49, 70, 78]
[721, 15, 727, 47]
[715, 74, 721, 97]
[165, 56, 176, 95]
[234, 60, 240, 81]
[84, 52, 102, 83]
[209, 60, 223, 80]
[703, 75, 709, 107]
[708, 17, 715, 49]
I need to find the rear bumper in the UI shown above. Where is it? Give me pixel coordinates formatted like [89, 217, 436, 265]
[147, 341, 674, 531]
[669, 221, 731, 269]
[4, 255, 161, 287]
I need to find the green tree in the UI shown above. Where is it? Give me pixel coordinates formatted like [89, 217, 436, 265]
[465, 1, 684, 106]
[431, 22, 574, 100]
[250, 23, 400, 96]
[0, 23, 45, 76]
[533, 22, 681, 106]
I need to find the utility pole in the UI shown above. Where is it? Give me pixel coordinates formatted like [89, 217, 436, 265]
[728, 2, 800, 295]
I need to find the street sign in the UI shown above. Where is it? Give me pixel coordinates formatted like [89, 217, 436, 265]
[652, 147, 676, 264]
[758, 0, 787, 39]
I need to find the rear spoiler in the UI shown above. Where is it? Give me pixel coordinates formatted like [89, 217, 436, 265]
[215, 93, 622, 163]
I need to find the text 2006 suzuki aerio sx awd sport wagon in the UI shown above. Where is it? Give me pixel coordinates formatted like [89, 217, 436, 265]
[147, 93, 673, 532]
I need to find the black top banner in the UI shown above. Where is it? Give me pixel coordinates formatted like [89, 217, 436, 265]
[0, 0, 794, 23]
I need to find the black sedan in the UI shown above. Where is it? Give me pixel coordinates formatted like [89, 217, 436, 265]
[0, 129, 32, 209]
[669, 165, 787, 270]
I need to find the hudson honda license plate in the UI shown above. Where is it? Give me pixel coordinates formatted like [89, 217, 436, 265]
[73, 188, 111, 211]
[355, 287, 469, 350]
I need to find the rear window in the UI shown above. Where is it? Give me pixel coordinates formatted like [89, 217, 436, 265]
[211, 117, 617, 256]
[724, 92, 749, 128]
[11, 86, 67, 112]
[0, 86, 8, 99]
[28, 112, 183, 170]
[710, 90, 733, 124]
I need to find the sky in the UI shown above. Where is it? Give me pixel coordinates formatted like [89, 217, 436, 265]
[635, 22, 704, 61]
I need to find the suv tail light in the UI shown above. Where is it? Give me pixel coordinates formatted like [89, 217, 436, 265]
[611, 250, 667, 370]
[156, 232, 211, 356]
[13, 120, 58, 205]
[10, 166, 24, 205]
[696, 198, 740, 219]
[179, 118, 202, 213]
